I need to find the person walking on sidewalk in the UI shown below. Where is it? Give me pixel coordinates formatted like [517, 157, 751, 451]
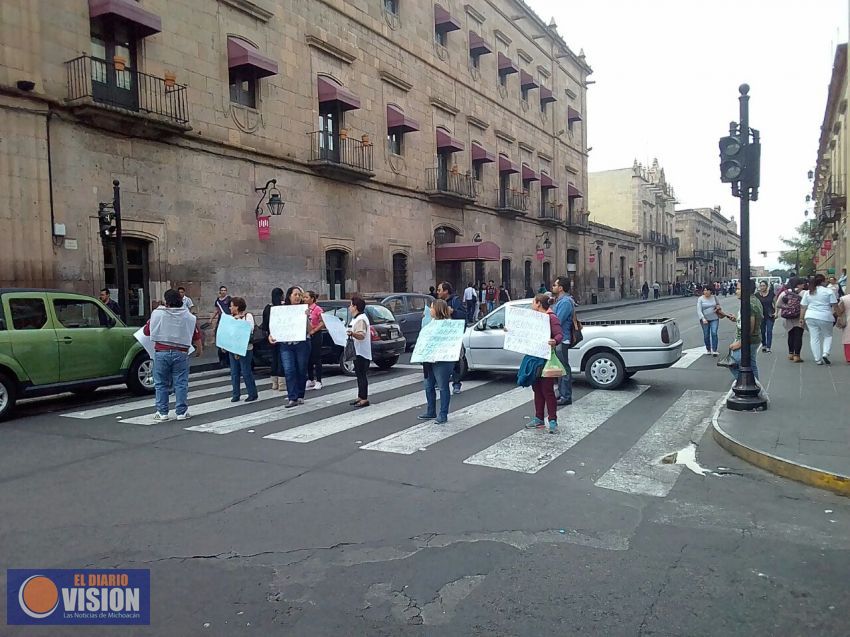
[270, 286, 310, 408]
[836, 290, 850, 363]
[520, 294, 563, 434]
[347, 296, 371, 408]
[641, 281, 649, 300]
[418, 300, 456, 424]
[552, 276, 574, 406]
[775, 277, 806, 363]
[697, 286, 724, 356]
[801, 273, 838, 365]
[226, 297, 258, 403]
[144, 288, 203, 422]
[463, 282, 478, 324]
[305, 290, 324, 390]
[756, 280, 776, 353]
[262, 288, 285, 391]
[211, 285, 232, 369]
[498, 284, 511, 306]
[725, 280, 763, 383]
[485, 280, 497, 313]
[437, 282, 467, 394]
[99, 288, 121, 316]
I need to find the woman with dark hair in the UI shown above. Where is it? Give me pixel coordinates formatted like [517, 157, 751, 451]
[270, 286, 309, 408]
[262, 287, 285, 391]
[305, 290, 325, 390]
[418, 299, 456, 424]
[696, 285, 724, 356]
[347, 296, 371, 408]
[756, 280, 776, 353]
[775, 277, 805, 362]
[227, 297, 258, 403]
[801, 273, 838, 365]
[520, 293, 564, 434]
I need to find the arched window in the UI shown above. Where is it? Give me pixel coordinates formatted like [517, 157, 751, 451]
[542, 262, 551, 287]
[326, 249, 348, 299]
[524, 260, 532, 296]
[434, 226, 457, 245]
[392, 252, 408, 293]
[501, 258, 512, 293]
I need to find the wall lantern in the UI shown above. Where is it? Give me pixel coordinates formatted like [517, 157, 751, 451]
[536, 231, 552, 250]
[255, 179, 285, 218]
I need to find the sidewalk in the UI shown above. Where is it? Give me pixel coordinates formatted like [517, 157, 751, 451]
[713, 334, 850, 496]
[575, 293, 685, 314]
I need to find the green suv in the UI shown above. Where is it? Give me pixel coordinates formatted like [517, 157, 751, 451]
[0, 289, 154, 420]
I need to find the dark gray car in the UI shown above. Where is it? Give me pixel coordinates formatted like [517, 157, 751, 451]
[367, 293, 433, 350]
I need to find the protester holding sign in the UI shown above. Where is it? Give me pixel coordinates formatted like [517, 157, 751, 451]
[226, 297, 258, 403]
[269, 286, 309, 408]
[305, 291, 325, 390]
[518, 294, 563, 434]
[413, 300, 464, 424]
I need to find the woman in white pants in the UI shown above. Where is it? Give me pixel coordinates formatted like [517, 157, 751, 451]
[801, 273, 838, 365]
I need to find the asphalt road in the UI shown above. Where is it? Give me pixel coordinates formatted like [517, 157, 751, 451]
[1, 296, 848, 636]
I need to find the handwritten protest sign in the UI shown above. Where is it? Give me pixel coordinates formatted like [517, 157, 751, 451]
[321, 312, 348, 347]
[503, 306, 551, 359]
[134, 328, 194, 357]
[269, 305, 307, 342]
[411, 319, 466, 363]
[215, 314, 252, 356]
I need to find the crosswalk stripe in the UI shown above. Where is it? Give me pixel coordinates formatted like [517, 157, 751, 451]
[185, 374, 425, 435]
[463, 384, 650, 474]
[671, 346, 707, 369]
[361, 386, 531, 454]
[594, 390, 725, 497]
[264, 380, 489, 443]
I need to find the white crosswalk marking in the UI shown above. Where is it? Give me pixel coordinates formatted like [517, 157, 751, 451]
[594, 390, 725, 497]
[185, 374, 424, 435]
[361, 386, 530, 454]
[265, 380, 489, 443]
[671, 346, 708, 369]
[463, 385, 650, 474]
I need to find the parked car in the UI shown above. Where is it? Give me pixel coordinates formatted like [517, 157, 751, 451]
[364, 293, 433, 349]
[252, 300, 406, 375]
[461, 299, 683, 389]
[0, 289, 153, 420]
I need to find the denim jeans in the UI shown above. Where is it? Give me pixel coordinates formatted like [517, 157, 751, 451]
[281, 341, 310, 401]
[229, 351, 257, 400]
[701, 319, 719, 352]
[423, 361, 453, 420]
[760, 317, 775, 349]
[153, 349, 190, 416]
[556, 344, 572, 401]
[465, 300, 476, 324]
[487, 301, 495, 314]
[729, 343, 760, 382]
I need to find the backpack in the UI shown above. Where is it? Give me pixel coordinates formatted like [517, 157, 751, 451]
[780, 291, 801, 319]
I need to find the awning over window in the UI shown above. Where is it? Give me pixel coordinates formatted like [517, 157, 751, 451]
[471, 142, 495, 163]
[435, 241, 500, 262]
[227, 37, 278, 78]
[498, 52, 519, 76]
[539, 86, 557, 104]
[568, 184, 583, 198]
[520, 70, 538, 90]
[88, 0, 161, 38]
[318, 76, 361, 112]
[434, 3, 461, 33]
[540, 173, 558, 189]
[522, 165, 539, 182]
[387, 104, 419, 133]
[567, 106, 583, 122]
[436, 128, 464, 153]
[498, 155, 519, 174]
[469, 31, 492, 56]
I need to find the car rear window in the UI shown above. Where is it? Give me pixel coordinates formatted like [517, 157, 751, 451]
[366, 305, 395, 324]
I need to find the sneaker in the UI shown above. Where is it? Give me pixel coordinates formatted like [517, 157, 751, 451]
[556, 398, 572, 406]
[231, 397, 240, 403]
[284, 400, 298, 408]
[712, 351, 719, 357]
[452, 384, 462, 395]
[548, 420, 559, 434]
[524, 417, 544, 430]
[705, 350, 712, 355]
[816, 360, 824, 366]
[245, 395, 258, 402]
[152, 412, 171, 422]
[435, 418, 447, 424]
[765, 348, 771, 353]
[297, 398, 305, 405]
[313, 381, 323, 390]
[176, 412, 191, 421]
[823, 356, 831, 365]
[417, 414, 437, 420]
[306, 380, 315, 390]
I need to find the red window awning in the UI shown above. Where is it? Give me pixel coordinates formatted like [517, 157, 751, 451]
[568, 184, 583, 198]
[88, 0, 161, 38]
[471, 142, 495, 163]
[386, 104, 419, 133]
[227, 37, 278, 78]
[522, 165, 539, 182]
[567, 106, 583, 122]
[498, 52, 519, 76]
[540, 86, 557, 104]
[540, 173, 558, 190]
[520, 69, 538, 90]
[434, 3, 461, 33]
[436, 128, 464, 153]
[469, 31, 492, 56]
[498, 155, 519, 174]
[435, 241, 500, 262]
[318, 76, 361, 112]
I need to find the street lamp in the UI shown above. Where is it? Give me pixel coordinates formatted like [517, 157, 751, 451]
[254, 179, 285, 218]
[536, 232, 552, 250]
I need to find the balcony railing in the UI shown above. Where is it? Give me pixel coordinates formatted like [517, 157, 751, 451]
[498, 189, 529, 214]
[66, 55, 190, 129]
[564, 208, 589, 229]
[425, 168, 476, 205]
[308, 131, 374, 178]
[539, 202, 562, 224]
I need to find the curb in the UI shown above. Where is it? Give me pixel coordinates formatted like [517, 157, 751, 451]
[711, 400, 850, 497]
[577, 294, 685, 314]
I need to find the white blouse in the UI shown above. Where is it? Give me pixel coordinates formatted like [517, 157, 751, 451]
[350, 313, 372, 361]
[801, 287, 837, 323]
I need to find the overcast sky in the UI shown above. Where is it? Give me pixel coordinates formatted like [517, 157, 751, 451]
[529, 0, 847, 269]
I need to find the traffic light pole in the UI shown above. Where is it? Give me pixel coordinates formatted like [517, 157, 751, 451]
[113, 180, 128, 324]
[727, 84, 766, 411]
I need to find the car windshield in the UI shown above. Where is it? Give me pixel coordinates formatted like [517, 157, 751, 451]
[367, 305, 395, 324]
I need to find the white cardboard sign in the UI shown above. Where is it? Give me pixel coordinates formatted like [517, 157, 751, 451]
[410, 319, 466, 363]
[269, 305, 308, 342]
[321, 312, 349, 347]
[503, 306, 551, 359]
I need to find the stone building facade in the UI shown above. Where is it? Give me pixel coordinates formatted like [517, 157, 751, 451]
[587, 159, 679, 290]
[673, 206, 741, 283]
[580, 222, 641, 303]
[0, 0, 591, 323]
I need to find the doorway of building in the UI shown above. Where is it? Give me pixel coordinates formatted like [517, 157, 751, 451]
[103, 238, 150, 326]
[326, 249, 348, 299]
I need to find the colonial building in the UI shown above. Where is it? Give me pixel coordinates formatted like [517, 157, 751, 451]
[587, 159, 679, 290]
[0, 0, 591, 323]
[673, 206, 741, 282]
[580, 222, 641, 303]
[812, 43, 848, 280]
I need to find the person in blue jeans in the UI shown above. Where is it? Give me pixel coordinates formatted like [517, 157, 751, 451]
[418, 300, 457, 424]
[696, 286, 724, 356]
[227, 296, 258, 403]
[725, 281, 763, 383]
[551, 276, 574, 406]
[756, 280, 775, 353]
[437, 282, 468, 394]
[269, 286, 310, 408]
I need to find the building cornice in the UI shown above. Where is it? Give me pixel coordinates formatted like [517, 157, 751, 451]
[218, 0, 273, 21]
[430, 97, 460, 116]
[379, 69, 412, 92]
[306, 32, 357, 64]
[466, 115, 490, 130]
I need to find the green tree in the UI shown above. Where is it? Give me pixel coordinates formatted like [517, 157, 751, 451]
[778, 221, 819, 276]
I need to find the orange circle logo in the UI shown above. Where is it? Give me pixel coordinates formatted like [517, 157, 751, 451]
[19, 575, 59, 619]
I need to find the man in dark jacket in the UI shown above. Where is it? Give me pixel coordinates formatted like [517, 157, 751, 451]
[437, 281, 466, 393]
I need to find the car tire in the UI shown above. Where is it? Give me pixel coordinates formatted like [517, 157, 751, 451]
[623, 371, 637, 380]
[375, 356, 399, 370]
[127, 354, 155, 395]
[584, 351, 625, 390]
[458, 354, 469, 379]
[338, 352, 357, 377]
[0, 372, 17, 422]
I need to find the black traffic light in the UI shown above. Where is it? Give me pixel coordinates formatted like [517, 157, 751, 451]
[98, 203, 115, 239]
[719, 135, 744, 183]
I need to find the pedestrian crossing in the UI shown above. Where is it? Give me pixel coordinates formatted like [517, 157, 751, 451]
[54, 367, 726, 496]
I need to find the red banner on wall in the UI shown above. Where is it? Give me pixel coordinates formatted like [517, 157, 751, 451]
[824, 239, 833, 250]
[257, 216, 271, 240]
[536, 249, 545, 261]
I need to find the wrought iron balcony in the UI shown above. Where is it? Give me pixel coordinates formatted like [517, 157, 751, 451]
[65, 55, 190, 135]
[564, 208, 589, 231]
[308, 131, 375, 180]
[538, 202, 562, 226]
[497, 189, 529, 216]
[425, 168, 476, 206]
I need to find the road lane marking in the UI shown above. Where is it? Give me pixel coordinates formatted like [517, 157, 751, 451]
[463, 385, 650, 474]
[594, 390, 725, 497]
[671, 346, 709, 369]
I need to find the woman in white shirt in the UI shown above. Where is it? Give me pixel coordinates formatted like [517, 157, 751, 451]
[801, 274, 838, 365]
[227, 297, 258, 401]
[347, 297, 372, 408]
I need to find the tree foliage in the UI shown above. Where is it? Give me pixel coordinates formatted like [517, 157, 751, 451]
[778, 221, 819, 276]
